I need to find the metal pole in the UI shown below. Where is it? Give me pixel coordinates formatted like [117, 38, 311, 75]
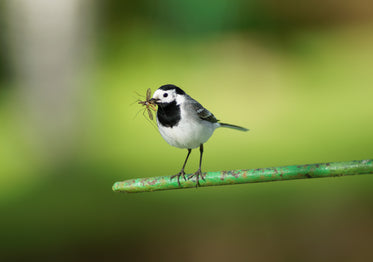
[112, 159, 373, 193]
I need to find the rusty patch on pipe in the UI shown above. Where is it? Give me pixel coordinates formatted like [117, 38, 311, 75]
[230, 170, 240, 178]
[220, 171, 227, 181]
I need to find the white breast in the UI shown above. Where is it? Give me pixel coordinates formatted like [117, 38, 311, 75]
[157, 105, 219, 149]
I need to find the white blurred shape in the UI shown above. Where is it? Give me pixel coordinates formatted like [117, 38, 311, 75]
[5, 0, 94, 166]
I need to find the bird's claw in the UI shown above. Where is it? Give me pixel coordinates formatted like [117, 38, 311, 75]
[188, 169, 204, 187]
[170, 170, 187, 186]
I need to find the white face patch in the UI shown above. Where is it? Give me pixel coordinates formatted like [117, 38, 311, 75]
[153, 89, 184, 105]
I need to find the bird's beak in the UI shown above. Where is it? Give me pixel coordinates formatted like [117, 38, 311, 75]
[149, 98, 160, 105]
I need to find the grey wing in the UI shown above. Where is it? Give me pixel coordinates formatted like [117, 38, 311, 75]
[189, 98, 218, 123]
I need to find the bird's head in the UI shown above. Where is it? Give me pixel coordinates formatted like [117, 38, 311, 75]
[150, 84, 186, 106]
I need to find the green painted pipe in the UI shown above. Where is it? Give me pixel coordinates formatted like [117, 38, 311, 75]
[112, 159, 373, 193]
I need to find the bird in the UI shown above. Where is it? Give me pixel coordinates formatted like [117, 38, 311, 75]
[149, 84, 249, 187]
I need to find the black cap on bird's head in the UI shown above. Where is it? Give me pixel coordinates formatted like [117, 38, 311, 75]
[158, 84, 185, 95]
[150, 84, 186, 105]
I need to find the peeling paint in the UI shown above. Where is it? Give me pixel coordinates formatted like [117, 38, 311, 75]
[112, 159, 373, 193]
[230, 170, 240, 178]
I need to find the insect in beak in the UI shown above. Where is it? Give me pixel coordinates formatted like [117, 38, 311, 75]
[138, 88, 158, 120]
[149, 98, 160, 105]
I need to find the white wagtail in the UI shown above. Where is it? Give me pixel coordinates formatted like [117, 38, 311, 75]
[149, 84, 249, 187]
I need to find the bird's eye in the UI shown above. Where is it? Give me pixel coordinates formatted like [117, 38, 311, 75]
[163, 93, 168, 98]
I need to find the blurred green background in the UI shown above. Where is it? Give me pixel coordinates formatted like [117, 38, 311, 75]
[1, 0, 373, 261]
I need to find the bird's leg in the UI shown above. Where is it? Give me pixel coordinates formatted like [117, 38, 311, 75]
[171, 148, 191, 186]
[188, 144, 204, 187]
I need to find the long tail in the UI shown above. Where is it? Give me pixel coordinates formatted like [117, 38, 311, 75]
[219, 122, 249, 132]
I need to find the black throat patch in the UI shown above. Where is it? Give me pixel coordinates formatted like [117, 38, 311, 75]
[157, 101, 181, 128]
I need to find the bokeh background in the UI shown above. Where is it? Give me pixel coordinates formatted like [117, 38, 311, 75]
[1, 0, 373, 261]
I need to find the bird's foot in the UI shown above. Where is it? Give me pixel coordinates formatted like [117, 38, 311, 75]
[170, 170, 187, 187]
[188, 169, 205, 188]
